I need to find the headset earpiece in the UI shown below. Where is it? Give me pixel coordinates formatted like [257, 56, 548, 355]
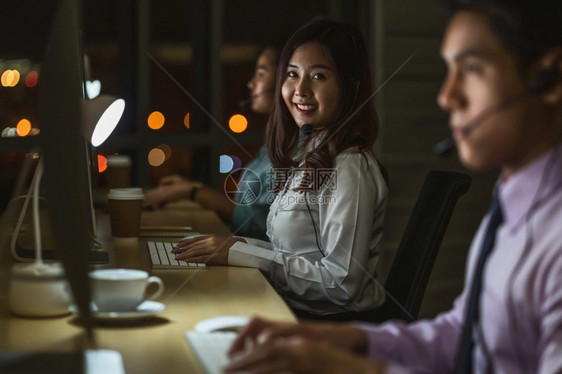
[530, 68, 558, 94]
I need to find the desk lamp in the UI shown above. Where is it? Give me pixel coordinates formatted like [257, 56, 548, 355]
[9, 94, 125, 317]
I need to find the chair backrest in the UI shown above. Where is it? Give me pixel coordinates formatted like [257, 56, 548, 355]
[375, 170, 471, 322]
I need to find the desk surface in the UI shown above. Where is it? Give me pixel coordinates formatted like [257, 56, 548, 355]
[0, 202, 295, 374]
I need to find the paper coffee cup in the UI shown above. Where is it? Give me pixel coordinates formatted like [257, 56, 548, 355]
[106, 155, 132, 189]
[89, 268, 163, 312]
[107, 188, 144, 238]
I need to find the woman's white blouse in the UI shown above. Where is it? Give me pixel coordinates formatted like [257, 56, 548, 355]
[228, 150, 388, 315]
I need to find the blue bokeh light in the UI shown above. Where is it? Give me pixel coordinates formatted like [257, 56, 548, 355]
[219, 154, 234, 174]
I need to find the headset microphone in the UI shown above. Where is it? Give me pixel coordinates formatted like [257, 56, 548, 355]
[238, 97, 253, 109]
[300, 124, 317, 136]
[238, 88, 275, 109]
[434, 68, 558, 157]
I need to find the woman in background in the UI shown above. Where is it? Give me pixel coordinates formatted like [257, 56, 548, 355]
[143, 46, 280, 239]
[174, 18, 389, 319]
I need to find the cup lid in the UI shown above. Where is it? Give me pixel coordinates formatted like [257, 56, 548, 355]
[107, 187, 144, 200]
[89, 268, 148, 280]
[106, 155, 132, 166]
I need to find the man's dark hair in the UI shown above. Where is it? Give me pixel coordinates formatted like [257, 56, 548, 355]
[445, 0, 562, 70]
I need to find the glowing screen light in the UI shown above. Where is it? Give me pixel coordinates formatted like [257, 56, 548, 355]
[148, 148, 166, 167]
[219, 154, 234, 174]
[85, 79, 101, 99]
[16, 119, 31, 137]
[148, 111, 165, 130]
[97, 154, 108, 173]
[228, 114, 248, 133]
[90, 98, 126, 147]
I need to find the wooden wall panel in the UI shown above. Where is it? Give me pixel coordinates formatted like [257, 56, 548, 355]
[375, 0, 499, 319]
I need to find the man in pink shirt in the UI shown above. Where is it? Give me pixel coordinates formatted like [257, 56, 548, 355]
[224, 1, 562, 373]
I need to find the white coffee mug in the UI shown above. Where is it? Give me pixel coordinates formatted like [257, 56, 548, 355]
[89, 268, 163, 312]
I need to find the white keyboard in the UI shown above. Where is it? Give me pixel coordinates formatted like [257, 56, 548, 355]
[139, 227, 194, 238]
[147, 241, 207, 269]
[185, 331, 237, 374]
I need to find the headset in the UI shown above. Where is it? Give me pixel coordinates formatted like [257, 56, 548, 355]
[238, 87, 275, 109]
[444, 67, 559, 372]
[434, 68, 559, 157]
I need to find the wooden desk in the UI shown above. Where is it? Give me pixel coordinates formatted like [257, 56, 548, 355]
[0, 203, 295, 373]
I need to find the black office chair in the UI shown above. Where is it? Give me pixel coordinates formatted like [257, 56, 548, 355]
[370, 170, 472, 323]
[294, 170, 471, 323]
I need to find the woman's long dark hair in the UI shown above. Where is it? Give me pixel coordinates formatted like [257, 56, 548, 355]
[266, 18, 382, 190]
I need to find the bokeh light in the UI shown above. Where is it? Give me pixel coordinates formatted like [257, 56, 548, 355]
[228, 114, 248, 133]
[0, 69, 14, 87]
[16, 119, 31, 136]
[97, 154, 108, 173]
[25, 70, 39, 88]
[85, 79, 101, 99]
[157, 143, 172, 160]
[148, 147, 166, 166]
[231, 155, 242, 172]
[147, 111, 165, 130]
[183, 112, 191, 129]
[220, 154, 234, 174]
[1, 70, 21, 87]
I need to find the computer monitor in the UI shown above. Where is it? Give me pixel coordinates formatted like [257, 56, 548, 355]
[0, 1, 128, 370]
[38, 0, 95, 336]
[7, 0, 109, 265]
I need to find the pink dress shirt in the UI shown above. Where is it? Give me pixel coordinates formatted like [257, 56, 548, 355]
[361, 145, 562, 374]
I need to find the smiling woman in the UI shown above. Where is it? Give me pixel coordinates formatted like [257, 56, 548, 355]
[282, 42, 341, 131]
[173, 18, 389, 320]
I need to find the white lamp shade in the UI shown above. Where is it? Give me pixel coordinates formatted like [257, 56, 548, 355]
[83, 94, 125, 147]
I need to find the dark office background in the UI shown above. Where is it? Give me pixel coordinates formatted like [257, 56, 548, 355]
[0, 0, 498, 318]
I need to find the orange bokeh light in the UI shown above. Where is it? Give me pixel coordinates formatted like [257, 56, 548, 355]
[1, 70, 11, 87]
[229, 114, 248, 133]
[147, 111, 165, 130]
[16, 119, 31, 136]
[1, 70, 20, 87]
[97, 154, 108, 173]
[183, 112, 190, 129]
[148, 148, 166, 167]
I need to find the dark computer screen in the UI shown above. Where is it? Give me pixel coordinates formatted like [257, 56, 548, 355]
[38, 0, 94, 336]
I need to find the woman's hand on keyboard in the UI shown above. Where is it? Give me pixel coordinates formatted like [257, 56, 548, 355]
[172, 235, 247, 265]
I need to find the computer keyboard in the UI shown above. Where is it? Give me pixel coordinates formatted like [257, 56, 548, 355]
[147, 241, 207, 269]
[185, 331, 236, 374]
[139, 227, 194, 238]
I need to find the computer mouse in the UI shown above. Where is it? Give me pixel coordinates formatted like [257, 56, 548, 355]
[194, 315, 250, 333]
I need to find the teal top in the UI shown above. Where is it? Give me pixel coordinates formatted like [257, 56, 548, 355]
[230, 145, 274, 240]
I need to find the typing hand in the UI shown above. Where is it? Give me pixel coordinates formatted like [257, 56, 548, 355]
[228, 316, 368, 357]
[172, 234, 246, 265]
[224, 334, 386, 374]
[142, 175, 192, 208]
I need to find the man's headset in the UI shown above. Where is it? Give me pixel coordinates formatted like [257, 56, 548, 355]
[434, 68, 559, 157]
